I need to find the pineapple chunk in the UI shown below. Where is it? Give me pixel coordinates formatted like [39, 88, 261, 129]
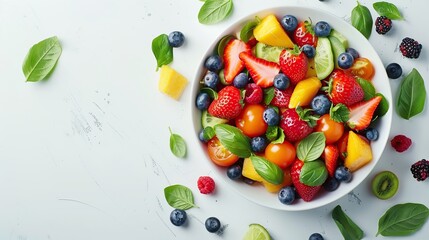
[288, 77, 322, 108]
[253, 14, 294, 48]
[242, 158, 264, 182]
[158, 65, 188, 100]
[344, 131, 373, 172]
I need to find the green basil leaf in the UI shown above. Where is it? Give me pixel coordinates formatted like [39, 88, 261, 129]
[373, 1, 403, 20]
[357, 77, 376, 100]
[152, 34, 173, 70]
[375, 93, 389, 117]
[377, 203, 429, 236]
[297, 132, 326, 162]
[198, 0, 233, 25]
[250, 156, 284, 184]
[330, 103, 350, 123]
[240, 20, 258, 43]
[164, 184, 197, 210]
[22, 36, 62, 82]
[217, 35, 234, 56]
[396, 68, 426, 119]
[265, 126, 279, 142]
[332, 205, 364, 240]
[202, 127, 215, 141]
[271, 128, 285, 144]
[169, 128, 187, 158]
[214, 124, 251, 158]
[299, 160, 328, 186]
[200, 87, 218, 99]
[351, 2, 373, 39]
[263, 87, 275, 105]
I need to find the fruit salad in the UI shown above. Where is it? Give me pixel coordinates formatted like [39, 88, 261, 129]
[195, 13, 388, 204]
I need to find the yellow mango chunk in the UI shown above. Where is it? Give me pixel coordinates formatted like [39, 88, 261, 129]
[345, 131, 373, 172]
[306, 58, 317, 78]
[158, 65, 188, 100]
[242, 158, 264, 182]
[253, 14, 294, 48]
[288, 77, 322, 108]
[262, 169, 292, 193]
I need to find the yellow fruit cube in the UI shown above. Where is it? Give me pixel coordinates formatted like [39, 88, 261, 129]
[345, 131, 373, 172]
[243, 158, 291, 193]
[158, 65, 188, 100]
[253, 14, 294, 48]
[242, 158, 264, 182]
[288, 77, 322, 108]
[262, 169, 292, 193]
[306, 58, 317, 78]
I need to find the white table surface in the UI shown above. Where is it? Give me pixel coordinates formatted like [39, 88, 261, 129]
[1, 0, 428, 239]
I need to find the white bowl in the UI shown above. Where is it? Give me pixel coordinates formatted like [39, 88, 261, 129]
[191, 6, 392, 211]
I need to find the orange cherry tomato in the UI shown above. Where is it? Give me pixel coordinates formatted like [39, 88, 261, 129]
[348, 57, 375, 80]
[207, 137, 239, 167]
[315, 114, 344, 144]
[235, 104, 268, 138]
[264, 141, 296, 169]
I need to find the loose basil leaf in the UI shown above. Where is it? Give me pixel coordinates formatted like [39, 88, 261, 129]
[152, 34, 173, 70]
[263, 87, 275, 105]
[164, 184, 197, 210]
[266, 126, 279, 142]
[351, 2, 373, 39]
[22, 36, 62, 82]
[169, 128, 187, 158]
[377, 203, 429, 236]
[214, 124, 251, 158]
[373, 1, 403, 20]
[202, 127, 215, 141]
[240, 20, 258, 43]
[271, 128, 285, 144]
[375, 93, 389, 117]
[217, 35, 234, 56]
[330, 103, 350, 123]
[250, 156, 284, 185]
[200, 87, 218, 99]
[198, 0, 233, 25]
[332, 205, 364, 240]
[356, 77, 376, 100]
[297, 132, 326, 162]
[299, 160, 328, 186]
[396, 68, 426, 120]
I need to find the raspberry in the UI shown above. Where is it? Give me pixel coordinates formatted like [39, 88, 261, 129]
[197, 176, 215, 194]
[390, 134, 412, 152]
[410, 159, 429, 181]
[244, 83, 263, 104]
[399, 37, 422, 59]
[375, 16, 392, 34]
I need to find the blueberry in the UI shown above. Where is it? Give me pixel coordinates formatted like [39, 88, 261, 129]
[311, 94, 331, 115]
[335, 166, 352, 182]
[227, 164, 242, 180]
[263, 108, 280, 126]
[273, 73, 290, 90]
[251, 136, 268, 153]
[205, 217, 221, 233]
[302, 44, 316, 58]
[204, 71, 219, 89]
[323, 177, 340, 192]
[196, 92, 211, 110]
[278, 186, 296, 205]
[205, 55, 223, 72]
[365, 127, 379, 141]
[280, 15, 298, 32]
[199, 129, 207, 142]
[338, 52, 354, 69]
[168, 31, 185, 48]
[314, 21, 331, 37]
[386, 63, 402, 79]
[309, 233, 324, 240]
[233, 73, 249, 89]
[346, 47, 360, 59]
[170, 209, 187, 226]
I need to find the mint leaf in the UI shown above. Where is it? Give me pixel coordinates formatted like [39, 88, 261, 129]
[198, 0, 233, 25]
[263, 87, 275, 105]
[202, 127, 215, 141]
[300, 160, 328, 186]
[375, 93, 389, 117]
[351, 2, 373, 39]
[266, 126, 279, 142]
[214, 124, 251, 158]
[396, 68, 426, 119]
[217, 35, 234, 56]
[297, 132, 326, 162]
[169, 128, 187, 158]
[332, 205, 364, 240]
[373, 1, 403, 20]
[152, 34, 173, 70]
[164, 184, 197, 210]
[356, 77, 376, 100]
[250, 156, 284, 184]
[240, 19, 258, 43]
[200, 87, 218, 99]
[330, 104, 350, 123]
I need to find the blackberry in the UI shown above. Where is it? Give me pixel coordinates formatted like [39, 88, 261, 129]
[400, 37, 422, 59]
[375, 16, 392, 34]
[410, 159, 429, 181]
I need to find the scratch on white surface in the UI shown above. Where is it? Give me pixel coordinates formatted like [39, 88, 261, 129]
[156, 196, 164, 211]
[150, 155, 171, 185]
[89, 112, 102, 131]
[347, 191, 362, 205]
[216, 223, 229, 236]
[92, 101, 106, 114]
[155, 211, 176, 238]
[106, 122, 125, 139]
[58, 198, 108, 214]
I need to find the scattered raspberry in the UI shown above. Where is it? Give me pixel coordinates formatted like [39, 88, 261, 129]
[390, 134, 412, 152]
[399, 37, 422, 59]
[375, 16, 392, 34]
[197, 176, 215, 194]
[410, 159, 429, 181]
[244, 83, 263, 104]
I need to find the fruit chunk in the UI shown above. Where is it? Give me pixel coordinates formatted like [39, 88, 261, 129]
[255, 42, 284, 63]
[344, 131, 373, 172]
[347, 96, 382, 131]
[158, 65, 188, 100]
[239, 52, 280, 88]
[242, 158, 264, 182]
[305, 58, 317, 78]
[253, 14, 294, 48]
[288, 77, 322, 108]
[262, 169, 292, 193]
[243, 224, 272, 240]
[223, 39, 251, 84]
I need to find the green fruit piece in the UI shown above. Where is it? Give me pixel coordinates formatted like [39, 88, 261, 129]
[371, 171, 399, 200]
[201, 110, 228, 129]
[243, 224, 272, 240]
[330, 29, 349, 49]
[218, 69, 230, 85]
[329, 36, 346, 68]
[255, 42, 284, 63]
[217, 35, 234, 56]
[314, 37, 334, 80]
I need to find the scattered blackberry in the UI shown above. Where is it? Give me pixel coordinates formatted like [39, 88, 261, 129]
[400, 37, 422, 59]
[410, 159, 429, 181]
[375, 16, 392, 34]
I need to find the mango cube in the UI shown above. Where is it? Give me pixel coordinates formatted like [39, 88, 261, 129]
[344, 131, 373, 172]
[253, 14, 294, 48]
[158, 65, 188, 100]
[288, 77, 322, 108]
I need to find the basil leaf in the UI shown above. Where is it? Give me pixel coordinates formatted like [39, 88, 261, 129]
[271, 128, 285, 144]
[373, 1, 403, 20]
[202, 127, 215, 141]
[299, 160, 328, 186]
[240, 20, 258, 43]
[375, 93, 389, 117]
[198, 0, 233, 25]
[152, 34, 173, 70]
[169, 128, 187, 158]
[263, 87, 275, 105]
[330, 103, 350, 123]
[356, 77, 376, 100]
[164, 184, 197, 210]
[297, 132, 326, 162]
[200, 87, 218, 99]
[217, 35, 234, 56]
[332, 205, 364, 240]
[396, 68, 426, 119]
[377, 203, 429, 236]
[214, 124, 251, 158]
[266, 126, 279, 142]
[351, 2, 373, 39]
[250, 156, 284, 184]
[22, 36, 62, 82]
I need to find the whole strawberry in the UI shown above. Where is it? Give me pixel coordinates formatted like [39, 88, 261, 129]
[293, 21, 318, 47]
[208, 86, 243, 120]
[328, 69, 364, 106]
[279, 108, 315, 142]
[279, 46, 308, 85]
[291, 159, 322, 202]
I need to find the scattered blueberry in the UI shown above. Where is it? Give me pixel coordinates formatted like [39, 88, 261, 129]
[170, 209, 187, 226]
[227, 164, 242, 180]
[323, 177, 340, 192]
[205, 55, 223, 72]
[204, 71, 219, 89]
[335, 166, 352, 183]
[311, 94, 331, 115]
[251, 136, 268, 153]
[278, 186, 296, 205]
[199, 129, 208, 142]
[205, 217, 221, 233]
[273, 73, 290, 90]
[196, 92, 211, 110]
[314, 21, 331, 37]
[365, 128, 379, 141]
[346, 47, 360, 59]
[233, 73, 249, 89]
[386, 63, 402, 79]
[309, 233, 324, 240]
[263, 108, 280, 126]
[280, 15, 298, 32]
[168, 31, 185, 48]
[338, 52, 354, 69]
[302, 44, 316, 58]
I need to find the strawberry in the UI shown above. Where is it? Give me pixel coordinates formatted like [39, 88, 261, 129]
[279, 108, 315, 142]
[208, 86, 243, 120]
[291, 159, 322, 202]
[271, 86, 294, 107]
[279, 46, 308, 85]
[239, 52, 280, 88]
[328, 69, 364, 106]
[293, 21, 318, 47]
[223, 39, 252, 84]
[322, 145, 340, 177]
[347, 96, 382, 131]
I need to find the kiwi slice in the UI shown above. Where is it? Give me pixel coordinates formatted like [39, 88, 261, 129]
[371, 171, 399, 200]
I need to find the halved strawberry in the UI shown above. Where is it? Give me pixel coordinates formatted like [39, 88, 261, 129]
[208, 86, 243, 120]
[239, 52, 280, 88]
[328, 69, 364, 106]
[271, 86, 294, 107]
[293, 21, 317, 48]
[279, 46, 308, 85]
[291, 159, 322, 202]
[223, 39, 252, 84]
[322, 145, 340, 177]
[347, 96, 382, 131]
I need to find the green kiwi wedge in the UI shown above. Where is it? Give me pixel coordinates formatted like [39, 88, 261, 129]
[371, 171, 399, 200]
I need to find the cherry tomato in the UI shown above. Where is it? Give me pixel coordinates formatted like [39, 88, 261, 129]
[348, 57, 375, 80]
[264, 141, 296, 169]
[235, 104, 268, 138]
[315, 114, 344, 144]
[207, 137, 239, 167]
